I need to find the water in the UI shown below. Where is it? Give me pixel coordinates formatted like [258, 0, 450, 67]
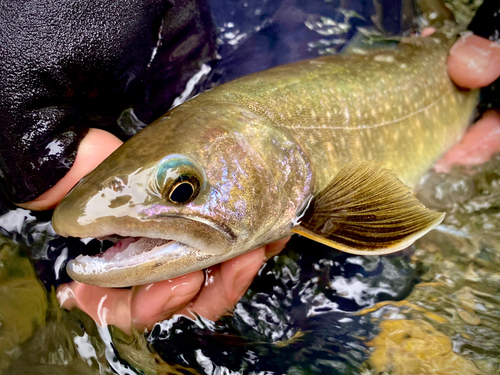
[1, 0, 498, 374]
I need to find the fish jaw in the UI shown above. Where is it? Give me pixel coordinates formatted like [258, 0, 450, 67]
[66, 238, 230, 288]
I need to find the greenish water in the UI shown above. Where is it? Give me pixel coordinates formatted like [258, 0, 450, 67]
[361, 156, 500, 374]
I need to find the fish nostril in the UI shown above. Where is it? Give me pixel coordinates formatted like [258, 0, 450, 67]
[110, 177, 128, 192]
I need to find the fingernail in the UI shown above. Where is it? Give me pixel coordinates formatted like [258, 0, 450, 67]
[450, 40, 492, 74]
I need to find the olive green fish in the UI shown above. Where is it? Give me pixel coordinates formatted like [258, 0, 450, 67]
[52, 32, 478, 287]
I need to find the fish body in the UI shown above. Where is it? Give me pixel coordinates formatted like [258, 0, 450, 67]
[53, 33, 478, 287]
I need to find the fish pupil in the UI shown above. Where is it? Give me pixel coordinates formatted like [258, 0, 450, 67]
[169, 181, 194, 204]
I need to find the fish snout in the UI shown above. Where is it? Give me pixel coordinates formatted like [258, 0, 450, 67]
[53, 203, 235, 255]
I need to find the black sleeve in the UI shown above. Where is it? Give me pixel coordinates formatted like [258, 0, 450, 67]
[0, 0, 215, 203]
[468, 0, 500, 113]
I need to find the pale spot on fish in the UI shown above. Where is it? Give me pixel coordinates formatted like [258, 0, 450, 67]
[352, 48, 368, 55]
[373, 54, 395, 63]
[309, 60, 326, 65]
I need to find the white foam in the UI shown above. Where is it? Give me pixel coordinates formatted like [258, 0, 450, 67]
[0, 208, 35, 233]
[171, 63, 211, 108]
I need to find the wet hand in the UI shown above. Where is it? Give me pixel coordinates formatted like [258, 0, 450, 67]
[437, 33, 500, 171]
[448, 33, 500, 89]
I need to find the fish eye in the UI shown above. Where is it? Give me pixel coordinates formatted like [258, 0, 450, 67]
[150, 154, 203, 205]
[169, 180, 196, 204]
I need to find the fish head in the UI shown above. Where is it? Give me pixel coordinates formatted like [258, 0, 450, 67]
[53, 102, 311, 287]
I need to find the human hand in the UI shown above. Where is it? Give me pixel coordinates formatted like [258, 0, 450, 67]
[19, 126, 287, 334]
[436, 33, 500, 172]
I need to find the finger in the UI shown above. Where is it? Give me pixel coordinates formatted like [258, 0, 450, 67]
[178, 247, 266, 320]
[220, 247, 267, 304]
[421, 27, 436, 37]
[435, 110, 500, 172]
[18, 128, 123, 210]
[130, 271, 204, 331]
[57, 281, 133, 333]
[264, 236, 290, 259]
[448, 33, 500, 89]
[128, 239, 289, 328]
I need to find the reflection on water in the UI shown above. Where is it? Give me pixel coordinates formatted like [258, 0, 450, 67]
[0, 235, 46, 373]
[0, 0, 498, 374]
[366, 319, 489, 374]
[357, 156, 500, 374]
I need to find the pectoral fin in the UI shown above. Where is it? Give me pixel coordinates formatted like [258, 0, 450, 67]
[292, 161, 444, 255]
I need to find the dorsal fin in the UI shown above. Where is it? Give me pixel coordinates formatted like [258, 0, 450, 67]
[292, 161, 444, 255]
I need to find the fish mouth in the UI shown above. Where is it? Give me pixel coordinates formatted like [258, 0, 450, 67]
[66, 236, 223, 287]
[72, 236, 178, 270]
[55, 214, 237, 287]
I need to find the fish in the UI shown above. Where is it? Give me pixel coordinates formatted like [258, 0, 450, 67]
[52, 31, 478, 287]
